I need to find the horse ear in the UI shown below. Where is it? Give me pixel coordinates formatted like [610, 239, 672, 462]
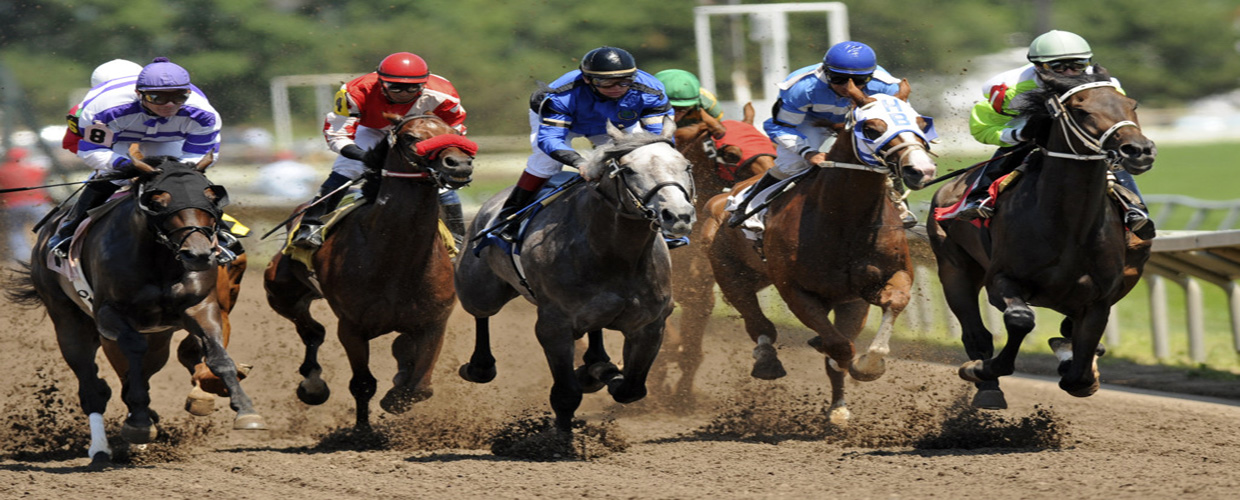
[742, 102, 755, 125]
[206, 185, 230, 208]
[127, 143, 160, 175]
[606, 120, 624, 139]
[195, 151, 214, 172]
[895, 79, 911, 101]
[661, 116, 676, 140]
[845, 79, 871, 106]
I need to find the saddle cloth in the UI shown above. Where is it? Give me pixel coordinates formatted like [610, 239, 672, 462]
[724, 176, 797, 241]
[283, 191, 456, 269]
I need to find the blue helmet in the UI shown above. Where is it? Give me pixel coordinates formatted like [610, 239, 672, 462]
[823, 41, 877, 75]
[136, 57, 191, 91]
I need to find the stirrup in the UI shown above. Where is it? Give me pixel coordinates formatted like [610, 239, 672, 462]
[50, 237, 71, 258]
[956, 198, 993, 221]
[291, 224, 324, 249]
[1126, 211, 1155, 240]
[665, 236, 690, 249]
[727, 208, 750, 228]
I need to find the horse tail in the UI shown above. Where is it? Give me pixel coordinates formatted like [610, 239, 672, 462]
[3, 261, 43, 308]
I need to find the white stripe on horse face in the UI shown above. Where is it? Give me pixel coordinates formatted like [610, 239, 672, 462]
[625, 141, 696, 235]
[896, 131, 937, 186]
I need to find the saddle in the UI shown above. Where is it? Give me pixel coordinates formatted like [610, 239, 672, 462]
[474, 171, 581, 257]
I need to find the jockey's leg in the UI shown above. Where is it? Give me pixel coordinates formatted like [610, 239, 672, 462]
[957, 145, 1027, 221]
[726, 171, 779, 228]
[439, 190, 466, 251]
[292, 171, 352, 249]
[48, 179, 120, 256]
[1112, 170, 1154, 239]
[496, 171, 547, 242]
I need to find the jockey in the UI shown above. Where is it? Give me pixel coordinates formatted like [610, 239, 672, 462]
[62, 59, 145, 154]
[494, 46, 672, 242]
[291, 51, 469, 249]
[48, 57, 222, 256]
[956, 29, 1153, 238]
[654, 69, 723, 126]
[729, 41, 917, 228]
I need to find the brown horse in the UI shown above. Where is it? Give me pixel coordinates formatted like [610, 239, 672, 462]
[657, 104, 774, 402]
[8, 148, 264, 463]
[926, 66, 1155, 409]
[264, 114, 476, 429]
[706, 80, 937, 425]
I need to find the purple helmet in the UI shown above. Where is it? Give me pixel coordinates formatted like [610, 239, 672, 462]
[136, 57, 191, 91]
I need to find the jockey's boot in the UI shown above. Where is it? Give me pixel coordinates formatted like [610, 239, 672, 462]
[48, 180, 120, 257]
[955, 164, 998, 222]
[440, 202, 466, 250]
[1112, 169, 1155, 240]
[727, 172, 779, 228]
[496, 185, 538, 243]
[1126, 208, 1155, 240]
[291, 172, 351, 249]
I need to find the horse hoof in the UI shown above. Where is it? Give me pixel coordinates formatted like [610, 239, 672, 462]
[849, 355, 886, 382]
[807, 335, 826, 353]
[610, 380, 645, 404]
[971, 389, 1007, 410]
[297, 379, 330, 406]
[459, 363, 496, 384]
[751, 344, 786, 380]
[121, 422, 158, 444]
[380, 387, 433, 414]
[233, 413, 268, 430]
[827, 405, 851, 427]
[237, 363, 253, 378]
[958, 360, 985, 383]
[1061, 379, 1100, 398]
[88, 452, 113, 469]
[185, 389, 215, 417]
[574, 365, 606, 393]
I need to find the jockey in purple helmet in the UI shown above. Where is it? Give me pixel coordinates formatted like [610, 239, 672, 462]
[48, 57, 222, 256]
[728, 41, 918, 228]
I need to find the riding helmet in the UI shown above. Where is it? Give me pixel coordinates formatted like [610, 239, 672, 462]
[90, 59, 143, 88]
[823, 41, 877, 75]
[655, 69, 702, 107]
[580, 47, 637, 79]
[136, 57, 191, 91]
[377, 52, 430, 84]
[1027, 30, 1093, 63]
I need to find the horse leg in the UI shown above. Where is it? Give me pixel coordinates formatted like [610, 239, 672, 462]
[182, 300, 266, 431]
[964, 276, 1035, 382]
[939, 259, 1006, 409]
[782, 289, 858, 425]
[1053, 306, 1110, 397]
[459, 317, 498, 383]
[715, 266, 782, 379]
[608, 320, 666, 405]
[575, 330, 614, 393]
[264, 254, 330, 405]
[535, 316, 582, 432]
[382, 321, 447, 414]
[337, 319, 378, 429]
[177, 257, 251, 411]
[51, 309, 113, 460]
[852, 269, 913, 381]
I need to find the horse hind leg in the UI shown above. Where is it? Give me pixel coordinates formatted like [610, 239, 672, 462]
[716, 269, 784, 379]
[961, 278, 1036, 386]
[607, 321, 666, 405]
[939, 261, 1006, 409]
[53, 313, 114, 459]
[381, 323, 447, 415]
[336, 320, 378, 429]
[264, 254, 330, 405]
[459, 317, 498, 383]
[1050, 307, 1109, 397]
[575, 330, 615, 394]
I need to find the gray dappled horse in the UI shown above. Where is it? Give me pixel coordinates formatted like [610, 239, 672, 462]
[705, 80, 937, 426]
[9, 148, 264, 464]
[927, 66, 1155, 409]
[455, 119, 695, 431]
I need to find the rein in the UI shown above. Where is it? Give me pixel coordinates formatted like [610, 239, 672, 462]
[380, 114, 477, 186]
[591, 142, 693, 230]
[1043, 81, 1139, 166]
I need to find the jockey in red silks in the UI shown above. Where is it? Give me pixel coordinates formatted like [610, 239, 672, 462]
[291, 52, 469, 249]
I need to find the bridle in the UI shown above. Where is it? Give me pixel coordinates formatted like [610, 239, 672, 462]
[841, 98, 936, 176]
[380, 115, 476, 188]
[1042, 81, 1139, 167]
[136, 181, 221, 257]
[594, 140, 694, 231]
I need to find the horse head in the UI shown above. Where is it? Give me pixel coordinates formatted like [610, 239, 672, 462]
[585, 118, 696, 239]
[1018, 66, 1156, 174]
[131, 146, 226, 272]
[839, 79, 938, 190]
[380, 113, 477, 188]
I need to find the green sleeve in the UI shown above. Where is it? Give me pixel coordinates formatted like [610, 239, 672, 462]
[699, 88, 724, 120]
[970, 99, 1014, 147]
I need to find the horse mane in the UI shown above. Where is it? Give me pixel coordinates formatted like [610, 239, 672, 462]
[1010, 65, 1114, 143]
[580, 129, 673, 180]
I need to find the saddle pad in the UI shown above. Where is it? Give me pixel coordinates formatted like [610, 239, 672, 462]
[284, 193, 457, 268]
[724, 176, 797, 241]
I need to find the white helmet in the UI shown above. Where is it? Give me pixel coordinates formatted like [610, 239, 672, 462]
[90, 59, 144, 87]
[1027, 30, 1093, 63]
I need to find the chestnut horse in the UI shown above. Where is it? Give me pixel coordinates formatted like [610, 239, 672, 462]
[264, 114, 476, 429]
[706, 80, 937, 425]
[926, 66, 1155, 409]
[455, 120, 694, 432]
[9, 148, 264, 463]
[657, 104, 774, 402]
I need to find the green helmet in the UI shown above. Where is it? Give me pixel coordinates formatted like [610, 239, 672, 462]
[1027, 30, 1093, 63]
[655, 69, 702, 108]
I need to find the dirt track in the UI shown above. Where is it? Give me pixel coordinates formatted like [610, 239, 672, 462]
[4, 255, 1240, 499]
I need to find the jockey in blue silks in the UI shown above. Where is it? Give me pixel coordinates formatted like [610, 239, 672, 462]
[494, 46, 672, 243]
[728, 41, 919, 229]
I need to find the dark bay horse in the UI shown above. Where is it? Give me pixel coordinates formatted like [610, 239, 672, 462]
[926, 66, 1155, 409]
[659, 104, 774, 401]
[455, 120, 694, 431]
[264, 114, 476, 429]
[10, 148, 264, 462]
[706, 80, 937, 425]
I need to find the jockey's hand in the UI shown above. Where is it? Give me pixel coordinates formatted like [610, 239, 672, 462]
[804, 151, 827, 165]
[105, 159, 158, 180]
[340, 144, 367, 161]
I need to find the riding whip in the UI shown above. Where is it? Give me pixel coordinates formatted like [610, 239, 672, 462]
[259, 178, 358, 240]
[920, 143, 1035, 188]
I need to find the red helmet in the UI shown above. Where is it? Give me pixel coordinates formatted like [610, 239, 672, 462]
[377, 52, 429, 84]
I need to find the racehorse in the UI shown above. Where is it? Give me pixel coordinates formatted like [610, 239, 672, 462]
[657, 104, 773, 402]
[705, 80, 937, 425]
[926, 66, 1155, 409]
[263, 113, 476, 429]
[8, 146, 265, 463]
[455, 119, 694, 432]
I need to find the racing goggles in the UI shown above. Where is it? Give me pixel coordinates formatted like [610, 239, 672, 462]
[140, 91, 191, 105]
[827, 72, 872, 86]
[591, 77, 634, 89]
[1044, 59, 1091, 73]
[382, 82, 425, 94]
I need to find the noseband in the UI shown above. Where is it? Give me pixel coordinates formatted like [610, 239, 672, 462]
[596, 141, 693, 230]
[381, 115, 477, 187]
[845, 98, 935, 176]
[1042, 81, 1139, 167]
